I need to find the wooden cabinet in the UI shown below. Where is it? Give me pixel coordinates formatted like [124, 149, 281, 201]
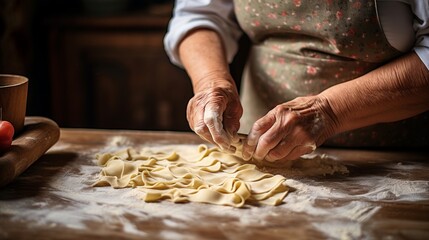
[47, 4, 193, 131]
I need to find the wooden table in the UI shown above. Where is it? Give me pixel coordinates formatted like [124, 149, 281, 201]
[1, 129, 428, 239]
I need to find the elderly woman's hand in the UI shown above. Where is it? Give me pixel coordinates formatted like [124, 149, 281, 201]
[187, 77, 243, 151]
[242, 96, 338, 162]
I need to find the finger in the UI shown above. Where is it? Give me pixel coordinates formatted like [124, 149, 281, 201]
[264, 123, 301, 162]
[193, 116, 215, 144]
[204, 104, 231, 150]
[265, 128, 316, 162]
[262, 109, 308, 162]
[252, 121, 285, 161]
[282, 144, 316, 161]
[224, 104, 243, 144]
[194, 124, 215, 144]
[242, 112, 276, 161]
[265, 139, 293, 162]
[186, 98, 195, 129]
[188, 99, 216, 144]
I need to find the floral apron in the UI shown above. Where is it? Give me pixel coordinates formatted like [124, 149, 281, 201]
[234, 0, 429, 148]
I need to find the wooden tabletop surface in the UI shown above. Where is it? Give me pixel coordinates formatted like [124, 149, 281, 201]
[0, 129, 428, 239]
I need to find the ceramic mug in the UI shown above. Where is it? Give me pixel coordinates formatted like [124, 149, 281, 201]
[0, 74, 28, 135]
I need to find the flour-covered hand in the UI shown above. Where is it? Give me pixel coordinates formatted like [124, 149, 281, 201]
[242, 96, 338, 162]
[187, 77, 242, 151]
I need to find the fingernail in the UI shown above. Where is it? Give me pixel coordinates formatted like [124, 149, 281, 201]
[265, 155, 275, 162]
[242, 151, 251, 160]
[246, 139, 257, 147]
[253, 153, 263, 162]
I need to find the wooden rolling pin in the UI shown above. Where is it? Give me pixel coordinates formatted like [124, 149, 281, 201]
[0, 117, 60, 187]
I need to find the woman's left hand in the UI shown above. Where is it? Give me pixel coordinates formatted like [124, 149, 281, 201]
[242, 96, 338, 163]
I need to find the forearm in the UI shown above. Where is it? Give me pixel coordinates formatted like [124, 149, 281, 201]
[179, 28, 243, 148]
[178, 28, 236, 93]
[320, 52, 429, 135]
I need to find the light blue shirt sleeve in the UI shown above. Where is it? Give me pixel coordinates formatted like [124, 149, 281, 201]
[377, 0, 429, 69]
[163, 0, 242, 67]
[409, 0, 429, 70]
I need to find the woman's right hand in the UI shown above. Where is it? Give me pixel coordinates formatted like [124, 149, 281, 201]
[177, 28, 243, 151]
[187, 74, 243, 152]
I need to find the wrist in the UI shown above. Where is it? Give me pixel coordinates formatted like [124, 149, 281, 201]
[313, 95, 341, 145]
[193, 70, 237, 93]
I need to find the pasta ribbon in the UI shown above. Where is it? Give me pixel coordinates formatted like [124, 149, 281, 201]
[93, 145, 289, 207]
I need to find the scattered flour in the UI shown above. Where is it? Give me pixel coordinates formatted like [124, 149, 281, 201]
[259, 153, 349, 178]
[1, 138, 428, 239]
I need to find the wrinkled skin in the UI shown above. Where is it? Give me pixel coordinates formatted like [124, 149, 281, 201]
[179, 28, 429, 164]
[242, 96, 338, 162]
[188, 84, 339, 163]
[187, 79, 243, 151]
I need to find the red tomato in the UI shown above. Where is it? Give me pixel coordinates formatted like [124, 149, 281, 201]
[0, 120, 14, 151]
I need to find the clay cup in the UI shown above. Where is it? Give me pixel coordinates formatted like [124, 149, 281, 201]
[0, 74, 28, 135]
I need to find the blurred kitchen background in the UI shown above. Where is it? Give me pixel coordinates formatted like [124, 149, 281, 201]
[0, 0, 248, 131]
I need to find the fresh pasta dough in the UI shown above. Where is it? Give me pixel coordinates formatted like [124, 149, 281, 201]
[93, 144, 289, 207]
